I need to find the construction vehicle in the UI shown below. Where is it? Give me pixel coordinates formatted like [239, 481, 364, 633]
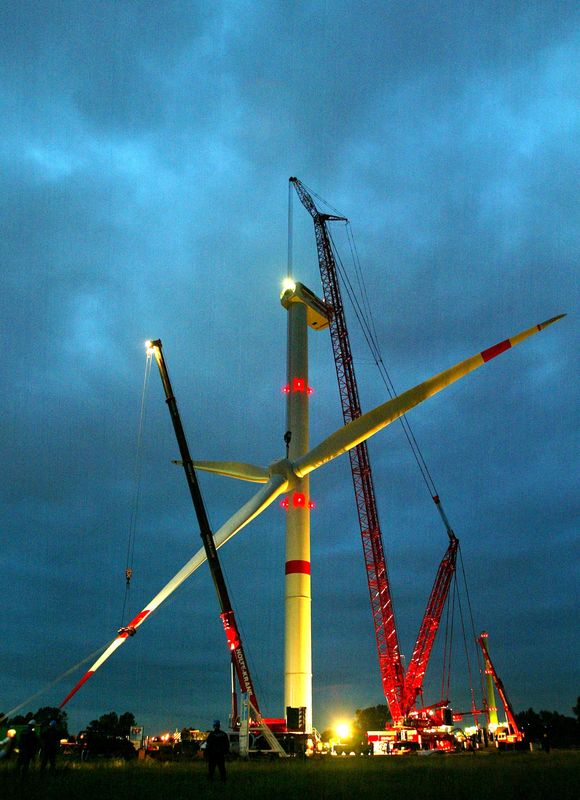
[478, 632, 525, 749]
[146, 340, 287, 757]
[291, 177, 462, 749]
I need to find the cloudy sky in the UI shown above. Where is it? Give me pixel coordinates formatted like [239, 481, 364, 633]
[1, 1, 577, 736]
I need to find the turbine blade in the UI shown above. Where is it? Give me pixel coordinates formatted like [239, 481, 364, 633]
[58, 474, 288, 707]
[295, 314, 565, 477]
[59, 637, 128, 708]
[172, 459, 269, 483]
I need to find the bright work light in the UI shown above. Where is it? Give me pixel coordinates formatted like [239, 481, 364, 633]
[336, 722, 351, 740]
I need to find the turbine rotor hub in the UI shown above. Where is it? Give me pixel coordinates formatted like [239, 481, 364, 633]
[268, 457, 298, 491]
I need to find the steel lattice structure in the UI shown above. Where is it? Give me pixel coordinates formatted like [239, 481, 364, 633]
[291, 177, 406, 721]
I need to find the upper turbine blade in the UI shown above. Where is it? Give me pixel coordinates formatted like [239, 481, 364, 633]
[175, 460, 270, 483]
[59, 473, 288, 707]
[294, 314, 565, 478]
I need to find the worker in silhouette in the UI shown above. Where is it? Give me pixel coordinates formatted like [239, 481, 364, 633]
[541, 727, 551, 753]
[17, 720, 39, 776]
[205, 720, 229, 782]
[40, 720, 60, 772]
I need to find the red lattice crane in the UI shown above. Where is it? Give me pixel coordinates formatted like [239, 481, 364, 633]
[403, 528, 458, 713]
[290, 177, 458, 725]
[478, 632, 524, 743]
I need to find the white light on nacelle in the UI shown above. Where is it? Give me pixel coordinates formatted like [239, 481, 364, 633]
[281, 277, 296, 294]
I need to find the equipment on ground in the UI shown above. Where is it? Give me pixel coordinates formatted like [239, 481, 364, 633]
[478, 631, 525, 747]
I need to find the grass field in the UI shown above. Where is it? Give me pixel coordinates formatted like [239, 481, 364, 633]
[1, 750, 579, 800]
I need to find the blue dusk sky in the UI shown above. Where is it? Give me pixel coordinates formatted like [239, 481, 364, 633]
[0, 1, 577, 735]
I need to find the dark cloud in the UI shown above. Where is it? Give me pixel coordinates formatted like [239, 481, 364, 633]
[0, 2, 577, 735]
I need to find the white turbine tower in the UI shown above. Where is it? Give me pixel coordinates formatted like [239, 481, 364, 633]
[59, 282, 564, 730]
[280, 280, 330, 732]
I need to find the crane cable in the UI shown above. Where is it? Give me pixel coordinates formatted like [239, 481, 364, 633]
[120, 352, 153, 626]
[320, 200, 485, 710]
[298, 181, 443, 507]
[288, 180, 294, 278]
[458, 545, 487, 705]
[440, 578, 454, 703]
[454, 553, 479, 720]
[336, 221, 485, 706]
[299, 179, 345, 218]
[437, 546, 481, 718]
[330, 224, 440, 501]
[445, 577, 457, 702]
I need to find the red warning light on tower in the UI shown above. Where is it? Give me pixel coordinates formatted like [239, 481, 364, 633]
[281, 379, 314, 394]
[280, 493, 316, 511]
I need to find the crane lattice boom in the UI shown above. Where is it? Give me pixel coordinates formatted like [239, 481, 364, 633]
[291, 177, 463, 726]
[402, 533, 458, 712]
[290, 177, 407, 720]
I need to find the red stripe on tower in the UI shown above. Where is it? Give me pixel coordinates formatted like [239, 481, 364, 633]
[285, 560, 311, 575]
[480, 338, 511, 363]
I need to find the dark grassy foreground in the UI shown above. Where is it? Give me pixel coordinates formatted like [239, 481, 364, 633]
[1, 751, 579, 800]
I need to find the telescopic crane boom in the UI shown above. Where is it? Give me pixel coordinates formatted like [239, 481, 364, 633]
[147, 339, 259, 717]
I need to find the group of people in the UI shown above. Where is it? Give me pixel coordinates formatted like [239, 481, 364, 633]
[0, 717, 231, 780]
[0, 719, 60, 775]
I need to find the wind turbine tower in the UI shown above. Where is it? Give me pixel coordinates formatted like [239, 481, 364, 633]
[281, 279, 331, 733]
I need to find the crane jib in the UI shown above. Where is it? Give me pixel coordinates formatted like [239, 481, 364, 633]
[150, 340, 261, 716]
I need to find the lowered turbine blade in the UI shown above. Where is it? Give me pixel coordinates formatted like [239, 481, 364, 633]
[294, 315, 565, 477]
[172, 459, 269, 483]
[59, 637, 129, 708]
[59, 473, 287, 708]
